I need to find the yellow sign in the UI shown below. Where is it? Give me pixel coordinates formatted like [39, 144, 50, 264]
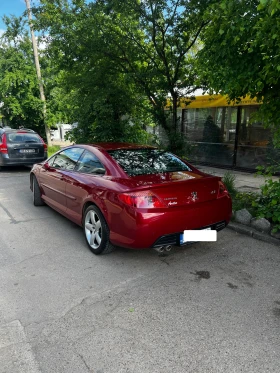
[174, 94, 259, 109]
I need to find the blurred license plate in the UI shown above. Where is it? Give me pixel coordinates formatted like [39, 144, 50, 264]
[180, 227, 217, 244]
[19, 149, 36, 153]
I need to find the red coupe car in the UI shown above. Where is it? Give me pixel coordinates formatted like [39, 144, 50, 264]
[30, 143, 232, 254]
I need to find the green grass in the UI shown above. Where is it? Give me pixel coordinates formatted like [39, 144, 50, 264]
[222, 171, 238, 197]
[47, 145, 61, 157]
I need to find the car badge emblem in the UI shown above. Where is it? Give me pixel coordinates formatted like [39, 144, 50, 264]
[191, 191, 198, 201]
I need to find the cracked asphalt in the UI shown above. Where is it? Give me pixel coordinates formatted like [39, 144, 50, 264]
[0, 167, 280, 373]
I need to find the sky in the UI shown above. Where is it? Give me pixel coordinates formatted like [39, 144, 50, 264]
[0, 0, 28, 33]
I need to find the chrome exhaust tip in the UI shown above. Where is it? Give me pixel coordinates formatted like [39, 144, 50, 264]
[153, 245, 172, 253]
[154, 246, 165, 253]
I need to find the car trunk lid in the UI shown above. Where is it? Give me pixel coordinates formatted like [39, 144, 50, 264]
[129, 171, 221, 206]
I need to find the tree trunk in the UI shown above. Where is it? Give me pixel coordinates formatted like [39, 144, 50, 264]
[25, 0, 51, 146]
[172, 94, 178, 132]
[168, 93, 180, 152]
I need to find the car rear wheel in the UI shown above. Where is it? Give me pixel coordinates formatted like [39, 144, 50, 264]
[33, 176, 45, 206]
[83, 205, 114, 255]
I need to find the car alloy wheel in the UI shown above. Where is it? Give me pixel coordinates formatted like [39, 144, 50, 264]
[83, 205, 114, 255]
[85, 209, 102, 249]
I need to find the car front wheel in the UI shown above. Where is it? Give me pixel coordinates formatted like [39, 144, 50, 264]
[83, 205, 114, 255]
[33, 175, 45, 206]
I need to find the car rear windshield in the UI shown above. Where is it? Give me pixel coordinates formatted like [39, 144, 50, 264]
[108, 149, 192, 176]
[6, 133, 42, 144]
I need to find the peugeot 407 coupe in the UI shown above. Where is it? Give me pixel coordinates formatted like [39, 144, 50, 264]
[30, 143, 232, 254]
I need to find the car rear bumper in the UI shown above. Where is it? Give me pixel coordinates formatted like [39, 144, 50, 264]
[0, 153, 47, 166]
[152, 220, 227, 247]
[108, 195, 232, 249]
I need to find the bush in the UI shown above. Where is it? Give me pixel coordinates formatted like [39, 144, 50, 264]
[224, 164, 280, 233]
[160, 130, 194, 158]
[232, 179, 280, 233]
[252, 179, 280, 233]
[232, 192, 258, 215]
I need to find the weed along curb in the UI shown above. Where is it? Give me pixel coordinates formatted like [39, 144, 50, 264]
[216, 170, 280, 248]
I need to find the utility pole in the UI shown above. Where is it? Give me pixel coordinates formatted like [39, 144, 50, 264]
[25, 0, 51, 146]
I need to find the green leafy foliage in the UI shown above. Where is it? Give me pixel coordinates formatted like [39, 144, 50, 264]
[34, 0, 218, 149]
[232, 175, 280, 233]
[163, 130, 194, 158]
[254, 163, 280, 232]
[256, 158, 280, 177]
[0, 15, 71, 139]
[232, 192, 259, 216]
[252, 179, 280, 233]
[0, 16, 44, 132]
[198, 0, 280, 146]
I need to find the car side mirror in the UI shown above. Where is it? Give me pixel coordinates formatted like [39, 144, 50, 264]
[43, 162, 50, 170]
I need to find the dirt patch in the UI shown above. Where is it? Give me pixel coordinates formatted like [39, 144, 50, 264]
[191, 270, 210, 279]
[227, 282, 238, 289]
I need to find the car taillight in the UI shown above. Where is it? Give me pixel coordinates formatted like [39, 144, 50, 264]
[0, 134, 8, 154]
[119, 191, 166, 208]
[218, 181, 229, 197]
[39, 136, 48, 151]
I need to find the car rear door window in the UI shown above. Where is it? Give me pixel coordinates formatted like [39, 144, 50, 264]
[51, 148, 84, 171]
[76, 151, 105, 175]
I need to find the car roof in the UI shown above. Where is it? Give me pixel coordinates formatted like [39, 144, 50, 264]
[87, 142, 157, 151]
[0, 127, 36, 134]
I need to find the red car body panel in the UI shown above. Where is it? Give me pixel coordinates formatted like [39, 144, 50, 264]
[31, 143, 232, 249]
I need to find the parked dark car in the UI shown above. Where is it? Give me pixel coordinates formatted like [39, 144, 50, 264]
[0, 127, 48, 169]
[30, 143, 232, 255]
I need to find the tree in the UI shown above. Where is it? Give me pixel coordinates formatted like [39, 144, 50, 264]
[35, 0, 217, 151]
[198, 0, 280, 146]
[25, 0, 51, 145]
[61, 62, 155, 144]
[0, 15, 70, 140]
[33, 0, 154, 144]
[0, 16, 45, 131]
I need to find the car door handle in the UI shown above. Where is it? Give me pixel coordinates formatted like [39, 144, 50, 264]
[56, 174, 65, 180]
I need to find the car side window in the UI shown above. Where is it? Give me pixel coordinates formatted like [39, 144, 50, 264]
[51, 148, 84, 171]
[76, 150, 106, 175]
[48, 155, 56, 167]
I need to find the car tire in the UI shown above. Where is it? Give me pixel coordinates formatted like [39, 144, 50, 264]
[83, 205, 115, 255]
[33, 176, 45, 206]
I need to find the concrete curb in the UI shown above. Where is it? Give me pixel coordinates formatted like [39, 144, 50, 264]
[227, 222, 280, 247]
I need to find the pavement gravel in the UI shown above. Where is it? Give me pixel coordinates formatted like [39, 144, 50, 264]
[0, 167, 280, 373]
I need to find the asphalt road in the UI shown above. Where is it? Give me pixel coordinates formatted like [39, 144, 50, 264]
[0, 167, 280, 373]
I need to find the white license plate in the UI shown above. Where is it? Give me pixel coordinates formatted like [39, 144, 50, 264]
[180, 227, 217, 244]
[19, 149, 36, 153]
